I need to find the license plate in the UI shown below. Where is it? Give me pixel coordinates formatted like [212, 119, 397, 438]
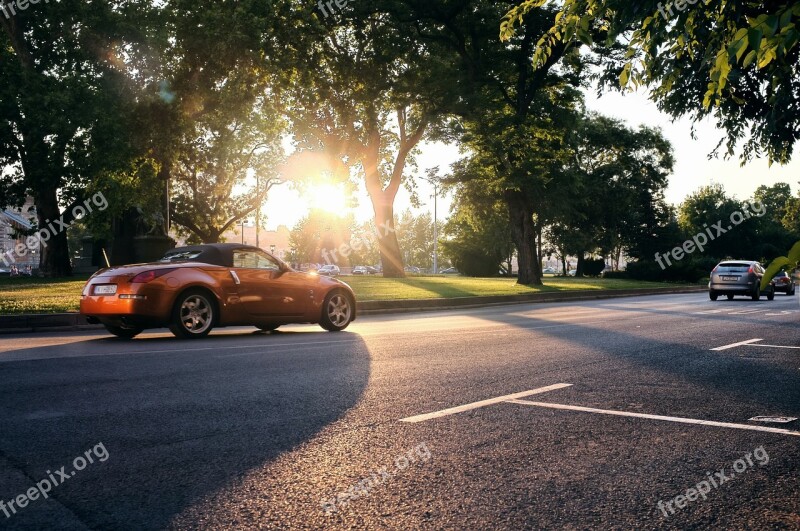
[93, 284, 117, 295]
[721, 276, 738, 281]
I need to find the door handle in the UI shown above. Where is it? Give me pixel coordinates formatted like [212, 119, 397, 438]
[230, 270, 241, 285]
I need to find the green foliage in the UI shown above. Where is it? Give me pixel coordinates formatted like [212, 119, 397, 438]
[761, 240, 800, 289]
[441, 178, 516, 278]
[627, 256, 717, 283]
[395, 210, 435, 270]
[501, 0, 800, 163]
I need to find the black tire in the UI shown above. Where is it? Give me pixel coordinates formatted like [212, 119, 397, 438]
[767, 289, 775, 301]
[751, 284, 761, 301]
[104, 324, 142, 339]
[709, 291, 718, 301]
[169, 289, 216, 339]
[320, 290, 354, 332]
[789, 287, 796, 296]
[257, 324, 280, 332]
[726, 294, 734, 300]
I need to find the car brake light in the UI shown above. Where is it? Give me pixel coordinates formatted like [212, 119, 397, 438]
[748, 265, 754, 273]
[130, 268, 176, 283]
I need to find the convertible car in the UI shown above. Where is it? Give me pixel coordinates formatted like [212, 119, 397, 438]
[80, 244, 356, 339]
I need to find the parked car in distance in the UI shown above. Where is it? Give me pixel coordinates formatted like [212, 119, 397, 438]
[404, 266, 421, 274]
[366, 266, 380, 275]
[567, 269, 577, 276]
[80, 244, 356, 339]
[352, 266, 370, 275]
[770, 271, 796, 295]
[440, 267, 459, 274]
[542, 267, 556, 274]
[318, 264, 341, 277]
[709, 260, 775, 301]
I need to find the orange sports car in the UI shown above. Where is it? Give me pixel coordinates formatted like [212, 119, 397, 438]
[80, 244, 356, 339]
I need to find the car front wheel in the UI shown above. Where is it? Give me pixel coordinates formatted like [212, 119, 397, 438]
[170, 290, 215, 339]
[320, 291, 353, 332]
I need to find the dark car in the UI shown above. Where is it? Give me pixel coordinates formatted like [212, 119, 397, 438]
[708, 260, 775, 301]
[81, 244, 356, 339]
[770, 271, 796, 295]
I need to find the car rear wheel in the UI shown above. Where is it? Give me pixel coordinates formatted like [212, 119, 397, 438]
[104, 324, 142, 339]
[790, 287, 796, 296]
[709, 291, 718, 301]
[751, 284, 761, 301]
[320, 291, 353, 332]
[169, 290, 215, 339]
[726, 294, 734, 300]
[767, 289, 775, 301]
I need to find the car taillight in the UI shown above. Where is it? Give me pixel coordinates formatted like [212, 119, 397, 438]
[748, 265, 754, 273]
[130, 268, 176, 283]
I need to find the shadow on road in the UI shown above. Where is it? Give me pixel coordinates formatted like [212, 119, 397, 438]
[0, 332, 372, 529]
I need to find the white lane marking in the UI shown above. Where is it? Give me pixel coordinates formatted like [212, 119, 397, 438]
[751, 344, 800, 350]
[695, 309, 725, 314]
[400, 383, 572, 423]
[508, 399, 800, 437]
[710, 339, 763, 351]
[729, 309, 767, 315]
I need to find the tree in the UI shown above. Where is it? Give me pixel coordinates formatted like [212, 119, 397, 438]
[288, 210, 355, 265]
[169, 96, 285, 244]
[275, 1, 449, 278]
[442, 183, 516, 278]
[501, 0, 800, 163]
[0, 0, 157, 275]
[395, 210, 434, 270]
[678, 184, 760, 259]
[398, 1, 593, 285]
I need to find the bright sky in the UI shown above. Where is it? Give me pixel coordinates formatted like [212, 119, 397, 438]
[263, 88, 800, 231]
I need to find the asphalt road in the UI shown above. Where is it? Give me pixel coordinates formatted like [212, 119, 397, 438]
[0, 292, 798, 530]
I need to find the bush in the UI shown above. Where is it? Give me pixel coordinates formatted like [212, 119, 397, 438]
[582, 258, 606, 277]
[601, 270, 629, 279]
[626, 256, 717, 283]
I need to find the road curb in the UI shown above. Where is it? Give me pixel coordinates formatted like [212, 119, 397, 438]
[0, 286, 705, 334]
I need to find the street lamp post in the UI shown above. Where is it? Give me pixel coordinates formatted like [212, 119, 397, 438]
[419, 175, 439, 274]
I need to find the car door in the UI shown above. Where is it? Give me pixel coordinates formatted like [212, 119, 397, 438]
[231, 249, 308, 317]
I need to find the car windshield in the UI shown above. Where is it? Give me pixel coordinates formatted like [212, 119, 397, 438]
[161, 250, 203, 262]
[716, 263, 751, 272]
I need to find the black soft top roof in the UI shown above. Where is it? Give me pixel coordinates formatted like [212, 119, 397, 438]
[161, 243, 268, 268]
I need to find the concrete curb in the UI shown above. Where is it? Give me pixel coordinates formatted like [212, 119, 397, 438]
[0, 286, 705, 334]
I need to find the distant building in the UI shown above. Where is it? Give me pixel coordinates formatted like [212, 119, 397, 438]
[0, 197, 38, 268]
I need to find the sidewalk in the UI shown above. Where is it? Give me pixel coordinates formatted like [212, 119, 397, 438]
[0, 286, 705, 334]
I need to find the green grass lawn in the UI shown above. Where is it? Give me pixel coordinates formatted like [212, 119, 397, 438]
[0, 274, 691, 315]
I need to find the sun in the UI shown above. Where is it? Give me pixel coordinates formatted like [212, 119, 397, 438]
[308, 184, 349, 215]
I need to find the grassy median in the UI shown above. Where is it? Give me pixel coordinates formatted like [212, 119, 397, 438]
[0, 274, 684, 315]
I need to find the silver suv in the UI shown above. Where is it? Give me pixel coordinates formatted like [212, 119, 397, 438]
[709, 261, 775, 301]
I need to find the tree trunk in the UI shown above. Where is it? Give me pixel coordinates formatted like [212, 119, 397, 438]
[505, 191, 541, 286]
[35, 187, 72, 277]
[576, 253, 585, 277]
[373, 201, 404, 278]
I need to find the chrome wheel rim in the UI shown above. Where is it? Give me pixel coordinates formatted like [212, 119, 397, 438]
[327, 294, 351, 327]
[180, 295, 212, 334]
